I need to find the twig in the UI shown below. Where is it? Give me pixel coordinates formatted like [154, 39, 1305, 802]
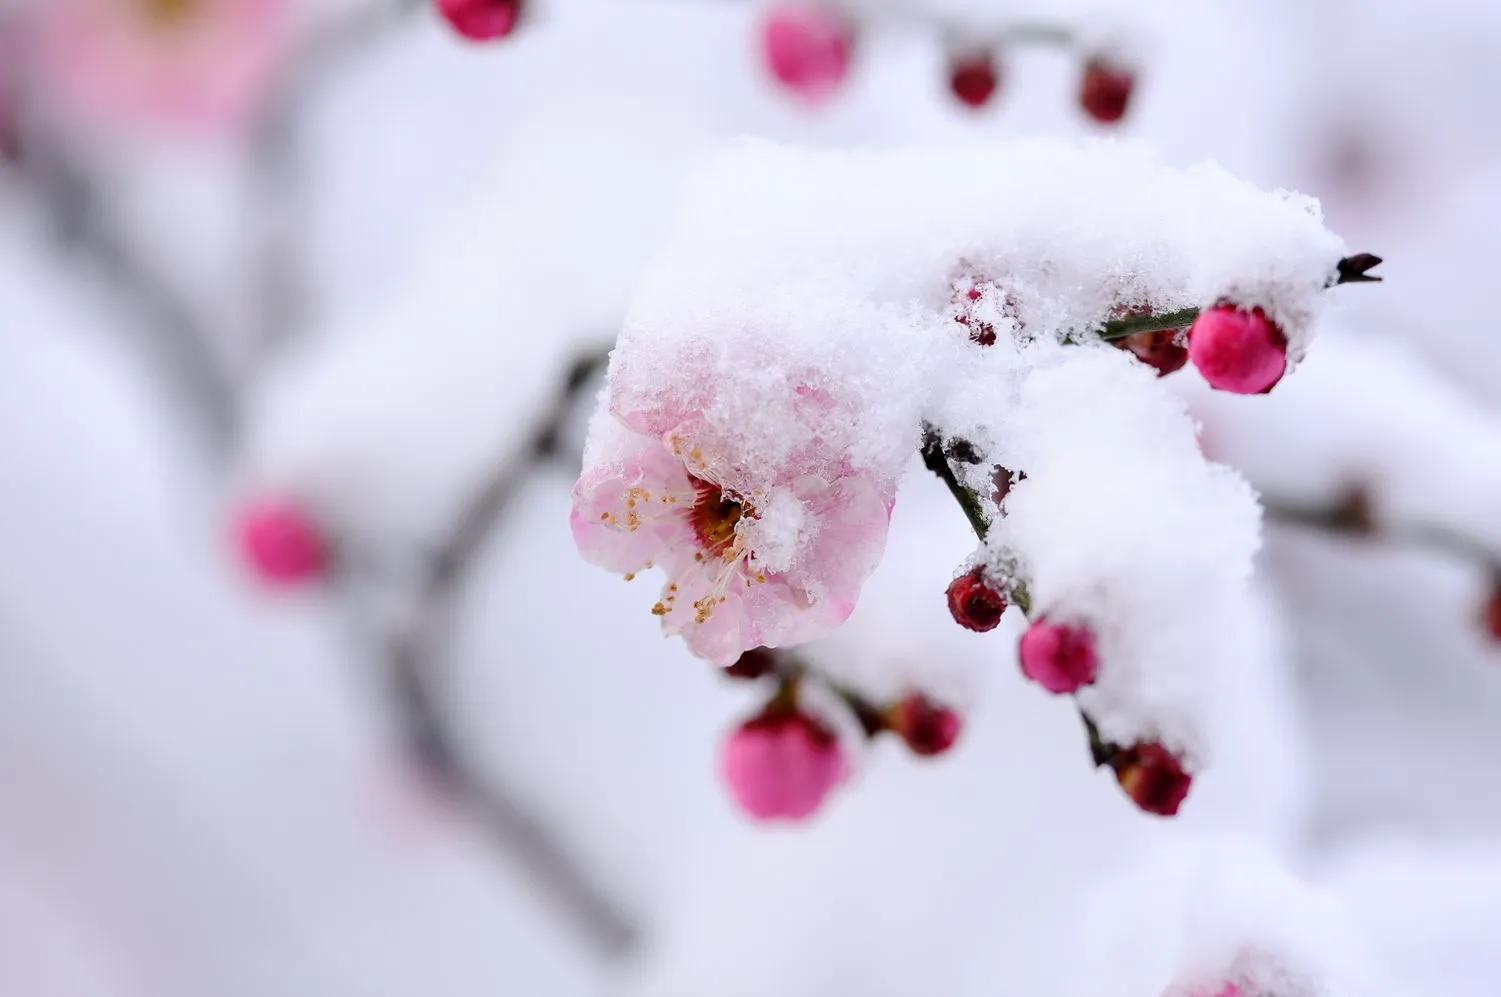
[1262, 493, 1501, 575]
[1095, 254, 1383, 342]
[23, 146, 240, 458]
[247, 0, 427, 367]
[382, 349, 639, 957]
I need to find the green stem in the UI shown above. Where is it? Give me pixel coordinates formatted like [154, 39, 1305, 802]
[920, 426, 991, 541]
[1097, 306, 1200, 342]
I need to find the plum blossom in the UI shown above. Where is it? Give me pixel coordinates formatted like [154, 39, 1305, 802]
[571, 417, 890, 666]
[29, 0, 292, 134]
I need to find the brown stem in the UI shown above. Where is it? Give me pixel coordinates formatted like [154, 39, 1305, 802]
[1262, 493, 1500, 575]
[1095, 254, 1381, 342]
[23, 146, 240, 459]
[383, 349, 638, 957]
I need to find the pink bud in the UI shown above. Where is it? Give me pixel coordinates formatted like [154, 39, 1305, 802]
[889, 693, 961, 756]
[760, 5, 854, 103]
[436, 0, 522, 42]
[234, 498, 329, 587]
[721, 708, 848, 821]
[1080, 57, 1134, 124]
[1188, 305, 1289, 395]
[949, 52, 999, 109]
[1017, 618, 1099, 694]
[946, 567, 1008, 633]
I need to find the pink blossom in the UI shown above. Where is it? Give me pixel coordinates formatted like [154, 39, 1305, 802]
[1017, 617, 1100, 694]
[759, 4, 854, 104]
[234, 497, 329, 587]
[30, 0, 292, 134]
[720, 707, 848, 821]
[571, 422, 890, 666]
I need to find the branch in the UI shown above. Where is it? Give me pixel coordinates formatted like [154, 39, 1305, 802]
[1262, 491, 1500, 575]
[382, 349, 639, 957]
[247, 0, 427, 366]
[1095, 254, 1383, 342]
[22, 146, 240, 458]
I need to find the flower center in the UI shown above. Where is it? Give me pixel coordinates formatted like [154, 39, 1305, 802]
[138, 0, 202, 29]
[689, 477, 749, 554]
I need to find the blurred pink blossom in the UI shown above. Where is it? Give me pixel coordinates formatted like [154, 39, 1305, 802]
[30, 0, 292, 134]
[571, 423, 890, 666]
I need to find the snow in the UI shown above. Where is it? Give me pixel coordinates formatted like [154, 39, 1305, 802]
[3, 0, 1499, 993]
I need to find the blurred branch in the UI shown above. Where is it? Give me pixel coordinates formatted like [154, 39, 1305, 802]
[23, 147, 240, 458]
[248, 0, 427, 366]
[381, 349, 641, 957]
[1262, 490, 1501, 574]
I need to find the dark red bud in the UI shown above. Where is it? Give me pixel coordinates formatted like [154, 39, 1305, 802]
[946, 567, 1008, 632]
[1080, 57, 1134, 125]
[889, 693, 962, 756]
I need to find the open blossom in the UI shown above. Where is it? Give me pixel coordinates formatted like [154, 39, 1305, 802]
[571, 419, 890, 666]
[30, 0, 291, 133]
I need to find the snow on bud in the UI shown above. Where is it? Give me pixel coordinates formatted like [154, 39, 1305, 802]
[233, 497, 329, 587]
[721, 705, 848, 821]
[759, 4, 854, 104]
[888, 692, 961, 756]
[1017, 617, 1099, 694]
[1189, 305, 1289, 395]
[948, 51, 999, 109]
[946, 566, 1008, 633]
[1111, 741, 1192, 817]
[435, 0, 522, 42]
[1079, 57, 1135, 125]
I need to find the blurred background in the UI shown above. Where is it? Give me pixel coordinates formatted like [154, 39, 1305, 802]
[1, 0, 1499, 994]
